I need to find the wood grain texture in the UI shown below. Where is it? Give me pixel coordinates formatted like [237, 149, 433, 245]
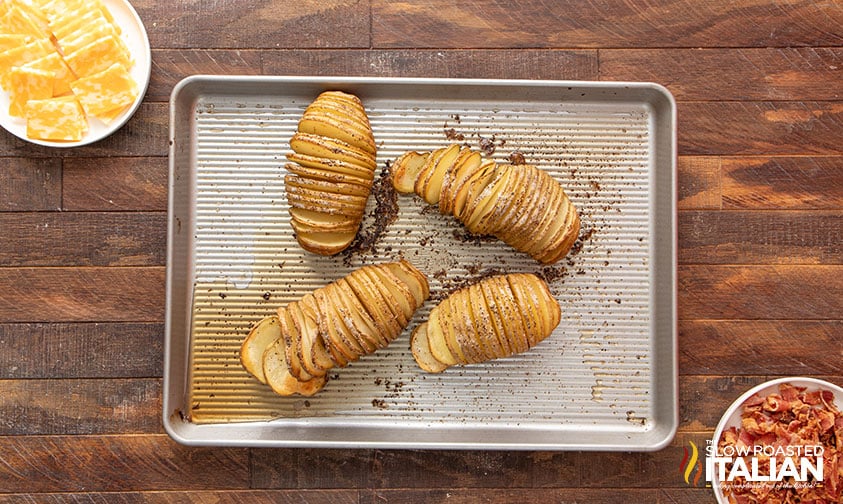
[679, 210, 843, 264]
[0, 378, 161, 435]
[367, 489, 675, 504]
[679, 102, 843, 156]
[0, 322, 163, 379]
[0, 491, 361, 504]
[678, 375, 769, 431]
[260, 49, 598, 80]
[0, 157, 61, 211]
[372, 0, 843, 49]
[600, 48, 843, 101]
[251, 449, 375, 489]
[721, 156, 843, 209]
[679, 320, 843, 375]
[149, 50, 263, 102]
[138, 0, 370, 49]
[679, 265, 843, 320]
[0, 267, 165, 323]
[677, 157, 720, 210]
[0, 435, 249, 493]
[62, 157, 168, 211]
[0, 213, 166, 267]
[0, 104, 168, 157]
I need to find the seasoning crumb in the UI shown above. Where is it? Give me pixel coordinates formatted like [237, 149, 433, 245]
[508, 151, 526, 165]
[372, 398, 387, 409]
[218, 292, 227, 299]
[262, 292, 271, 301]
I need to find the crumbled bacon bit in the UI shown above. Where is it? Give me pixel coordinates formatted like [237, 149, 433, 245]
[717, 382, 843, 503]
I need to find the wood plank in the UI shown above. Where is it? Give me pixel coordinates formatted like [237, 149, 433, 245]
[678, 265, 843, 320]
[251, 448, 375, 489]
[721, 156, 843, 209]
[677, 157, 720, 210]
[678, 376, 769, 432]
[366, 489, 669, 504]
[139, 0, 369, 49]
[679, 321, 843, 376]
[0, 157, 61, 211]
[600, 48, 843, 101]
[0, 435, 249, 493]
[62, 157, 168, 211]
[260, 49, 599, 80]
[0, 213, 166, 267]
[0, 104, 168, 157]
[679, 102, 843, 156]
[148, 50, 262, 102]
[372, 0, 843, 49]
[372, 450, 536, 488]
[0, 491, 361, 504]
[678, 210, 843, 264]
[0, 378, 161, 435]
[0, 322, 163, 379]
[0, 267, 165, 323]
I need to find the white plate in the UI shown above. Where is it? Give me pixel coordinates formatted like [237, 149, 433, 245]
[0, 0, 151, 147]
[711, 377, 843, 503]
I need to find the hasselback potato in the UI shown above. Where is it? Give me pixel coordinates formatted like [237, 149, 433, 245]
[286, 91, 377, 255]
[411, 273, 561, 373]
[391, 144, 580, 264]
[241, 260, 429, 396]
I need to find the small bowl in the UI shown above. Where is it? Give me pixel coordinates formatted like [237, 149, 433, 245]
[711, 377, 843, 503]
[0, 0, 151, 147]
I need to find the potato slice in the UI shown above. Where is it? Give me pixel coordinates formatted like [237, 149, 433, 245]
[282, 302, 315, 382]
[439, 147, 473, 213]
[478, 278, 514, 358]
[285, 172, 371, 198]
[454, 161, 495, 221]
[288, 207, 358, 231]
[359, 266, 409, 326]
[467, 283, 505, 360]
[299, 294, 335, 372]
[426, 302, 460, 366]
[334, 278, 384, 352]
[298, 112, 375, 155]
[462, 167, 511, 234]
[262, 338, 327, 396]
[489, 276, 530, 354]
[421, 143, 460, 205]
[391, 151, 428, 194]
[285, 161, 373, 188]
[294, 230, 358, 256]
[240, 314, 281, 384]
[290, 132, 376, 172]
[384, 261, 429, 307]
[366, 265, 416, 322]
[314, 286, 361, 365]
[346, 268, 402, 341]
[323, 283, 373, 356]
[442, 150, 483, 214]
[290, 217, 359, 236]
[411, 323, 448, 373]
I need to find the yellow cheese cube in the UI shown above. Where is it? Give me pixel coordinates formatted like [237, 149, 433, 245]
[25, 95, 88, 141]
[57, 19, 130, 64]
[23, 51, 75, 95]
[0, 38, 53, 89]
[0, 34, 31, 52]
[62, 34, 128, 78]
[70, 62, 137, 120]
[8, 65, 54, 117]
[0, 4, 50, 39]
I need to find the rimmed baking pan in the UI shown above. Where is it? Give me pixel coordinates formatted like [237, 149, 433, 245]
[164, 76, 677, 450]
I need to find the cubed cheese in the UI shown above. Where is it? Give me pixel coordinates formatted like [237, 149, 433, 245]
[25, 95, 88, 141]
[23, 50, 76, 95]
[69, 62, 137, 120]
[0, 38, 53, 89]
[0, 34, 31, 52]
[8, 65, 54, 116]
[62, 34, 129, 78]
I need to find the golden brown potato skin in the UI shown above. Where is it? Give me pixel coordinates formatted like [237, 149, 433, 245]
[240, 260, 429, 396]
[411, 273, 561, 373]
[392, 144, 580, 264]
[285, 91, 377, 255]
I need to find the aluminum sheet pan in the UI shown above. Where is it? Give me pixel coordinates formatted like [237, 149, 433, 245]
[164, 76, 677, 450]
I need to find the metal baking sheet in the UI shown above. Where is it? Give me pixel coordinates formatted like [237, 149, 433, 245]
[164, 76, 677, 450]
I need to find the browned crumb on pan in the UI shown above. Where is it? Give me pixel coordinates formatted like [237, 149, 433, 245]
[342, 162, 400, 263]
[508, 150, 526, 165]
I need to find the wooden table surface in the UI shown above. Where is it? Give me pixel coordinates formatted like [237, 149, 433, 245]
[1, 1, 842, 502]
